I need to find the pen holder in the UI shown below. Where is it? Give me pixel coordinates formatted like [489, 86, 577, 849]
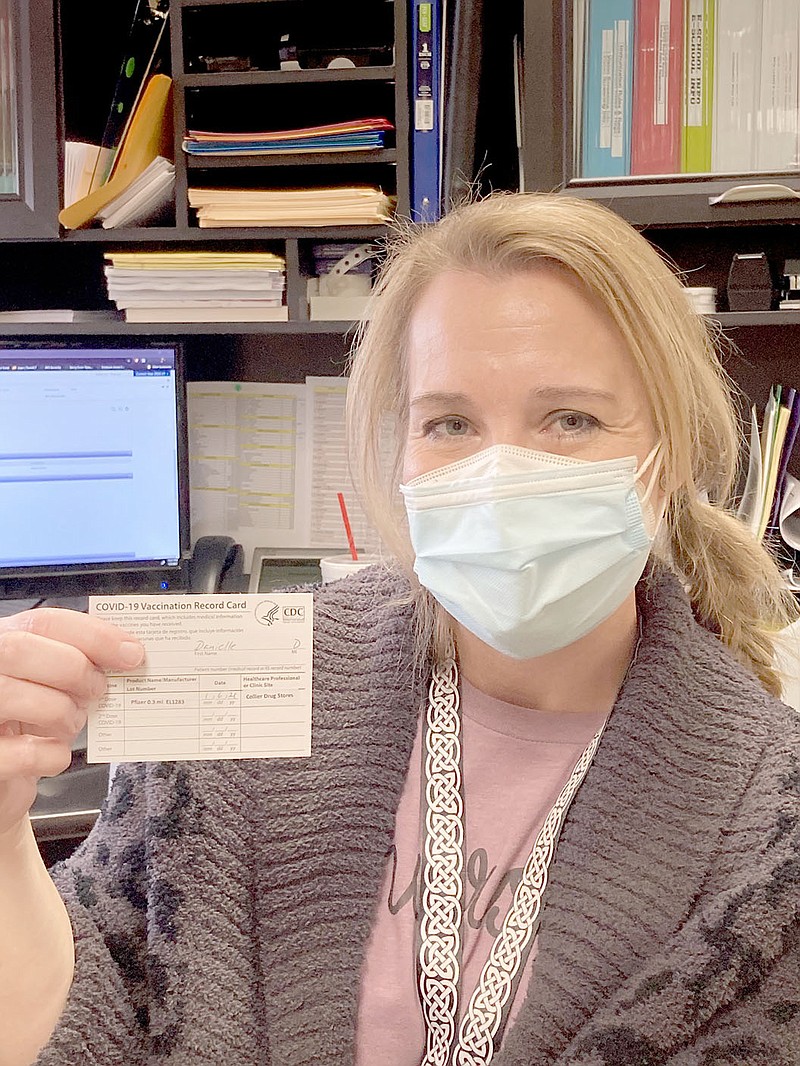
[726, 252, 776, 311]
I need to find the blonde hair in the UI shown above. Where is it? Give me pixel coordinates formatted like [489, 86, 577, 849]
[346, 191, 797, 696]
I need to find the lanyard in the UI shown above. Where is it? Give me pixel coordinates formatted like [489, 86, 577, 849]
[416, 659, 605, 1066]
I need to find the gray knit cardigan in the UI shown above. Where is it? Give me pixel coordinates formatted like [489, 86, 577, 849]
[34, 565, 800, 1066]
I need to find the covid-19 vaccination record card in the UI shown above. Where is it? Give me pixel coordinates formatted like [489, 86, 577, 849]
[87, 593, 313, 763]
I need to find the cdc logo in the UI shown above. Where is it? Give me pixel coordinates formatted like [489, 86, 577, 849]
[254, 601, 280, 626]
[254, 601, 307, 626]
[282, 605, 306, 623]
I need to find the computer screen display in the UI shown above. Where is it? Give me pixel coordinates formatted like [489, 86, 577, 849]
[0, 342, 189, 586]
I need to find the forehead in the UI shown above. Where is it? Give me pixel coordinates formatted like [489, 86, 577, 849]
[405, 267, 644, 399]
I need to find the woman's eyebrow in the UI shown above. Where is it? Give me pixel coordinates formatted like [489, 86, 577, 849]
[528, 385, 618, 405]
[409, 386, 617, 410]
[408, 391, 475, 410]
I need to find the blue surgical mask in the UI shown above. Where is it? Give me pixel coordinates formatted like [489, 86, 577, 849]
[400, 443, 662, 659]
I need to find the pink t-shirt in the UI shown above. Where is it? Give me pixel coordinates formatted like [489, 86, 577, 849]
[355, 678, 607, 1065]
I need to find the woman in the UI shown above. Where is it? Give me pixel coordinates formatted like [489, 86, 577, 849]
[1, 193, 798, 1066]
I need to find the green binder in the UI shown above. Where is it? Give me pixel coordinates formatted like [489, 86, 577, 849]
[681, 0, 715, 173]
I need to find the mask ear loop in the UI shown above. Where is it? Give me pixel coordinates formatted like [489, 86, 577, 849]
[637, 442, 662, 505]
[637, 443, 666, 534]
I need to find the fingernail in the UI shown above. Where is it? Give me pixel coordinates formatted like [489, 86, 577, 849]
[119, 641, 144, 668]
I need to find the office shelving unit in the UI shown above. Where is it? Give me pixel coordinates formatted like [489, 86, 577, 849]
[0, 0, 408, 374]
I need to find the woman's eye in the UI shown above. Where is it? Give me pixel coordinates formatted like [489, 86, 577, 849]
[426, 416, 471, 438]
[551, 411, 599, 436]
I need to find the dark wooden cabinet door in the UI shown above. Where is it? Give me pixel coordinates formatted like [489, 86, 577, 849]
[0, 0, 59, 239]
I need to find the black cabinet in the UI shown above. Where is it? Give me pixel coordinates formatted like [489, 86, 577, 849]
[0, 0, 60, 238]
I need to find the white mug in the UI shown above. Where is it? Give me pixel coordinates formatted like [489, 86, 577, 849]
[319, 553, 381, 583]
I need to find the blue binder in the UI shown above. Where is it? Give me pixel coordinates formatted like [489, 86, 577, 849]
[581, 0, 634, 178]
[411, 0, 442, 223]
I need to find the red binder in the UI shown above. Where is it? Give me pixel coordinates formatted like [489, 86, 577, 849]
[631, 0, 684, 175]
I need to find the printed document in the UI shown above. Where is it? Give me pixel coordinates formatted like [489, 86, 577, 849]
[87, 593, 312, 763]
[187, 375, 385, 560]
[187, 381, 309, 559]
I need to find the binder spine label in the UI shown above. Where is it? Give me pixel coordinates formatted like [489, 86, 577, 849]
[686, 7, 704, 126]
[600, 30, 614, 148]
[655, 0, 672, 124]
[612, 19, 630, 157]
[416, 100, 434, 132]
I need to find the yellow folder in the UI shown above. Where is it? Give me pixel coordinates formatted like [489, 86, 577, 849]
[58, 74, 173, 230]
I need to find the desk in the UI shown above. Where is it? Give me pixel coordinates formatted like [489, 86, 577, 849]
[0, 598, 39, 617]
[29, 721, 109, 865]
[31, 734, 108, 843]
[0, 596, 88, 617]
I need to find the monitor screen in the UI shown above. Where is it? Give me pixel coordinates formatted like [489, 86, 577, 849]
[248, 547, 346, 593]
[250, 556, 323, 593]
[0, 342, 189, 592]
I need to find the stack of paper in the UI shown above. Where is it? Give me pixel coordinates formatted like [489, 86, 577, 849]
[187, 186, 395, 227]
[182, 118, 394, 157]
[737, 385, 800, 544]
[103, 251, 288, 322]
[94, 156, 175, 229]
[63, 141, 115, 207]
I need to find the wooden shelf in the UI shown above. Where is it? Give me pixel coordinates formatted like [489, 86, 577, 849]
[179, 66, 396, 88]
[185, 149, 397, 168]
[9, 311, 797, 336]
[0, 320, 363, 337]
[175, 0, 311, 6]
[710, 311, 800, 326]
[61, 225, 393, 242]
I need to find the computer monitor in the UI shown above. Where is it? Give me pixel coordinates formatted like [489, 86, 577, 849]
[0, 340, 190, 597]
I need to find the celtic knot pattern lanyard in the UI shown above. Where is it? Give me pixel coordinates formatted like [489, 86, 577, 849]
[417, 659, 606, 1066]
